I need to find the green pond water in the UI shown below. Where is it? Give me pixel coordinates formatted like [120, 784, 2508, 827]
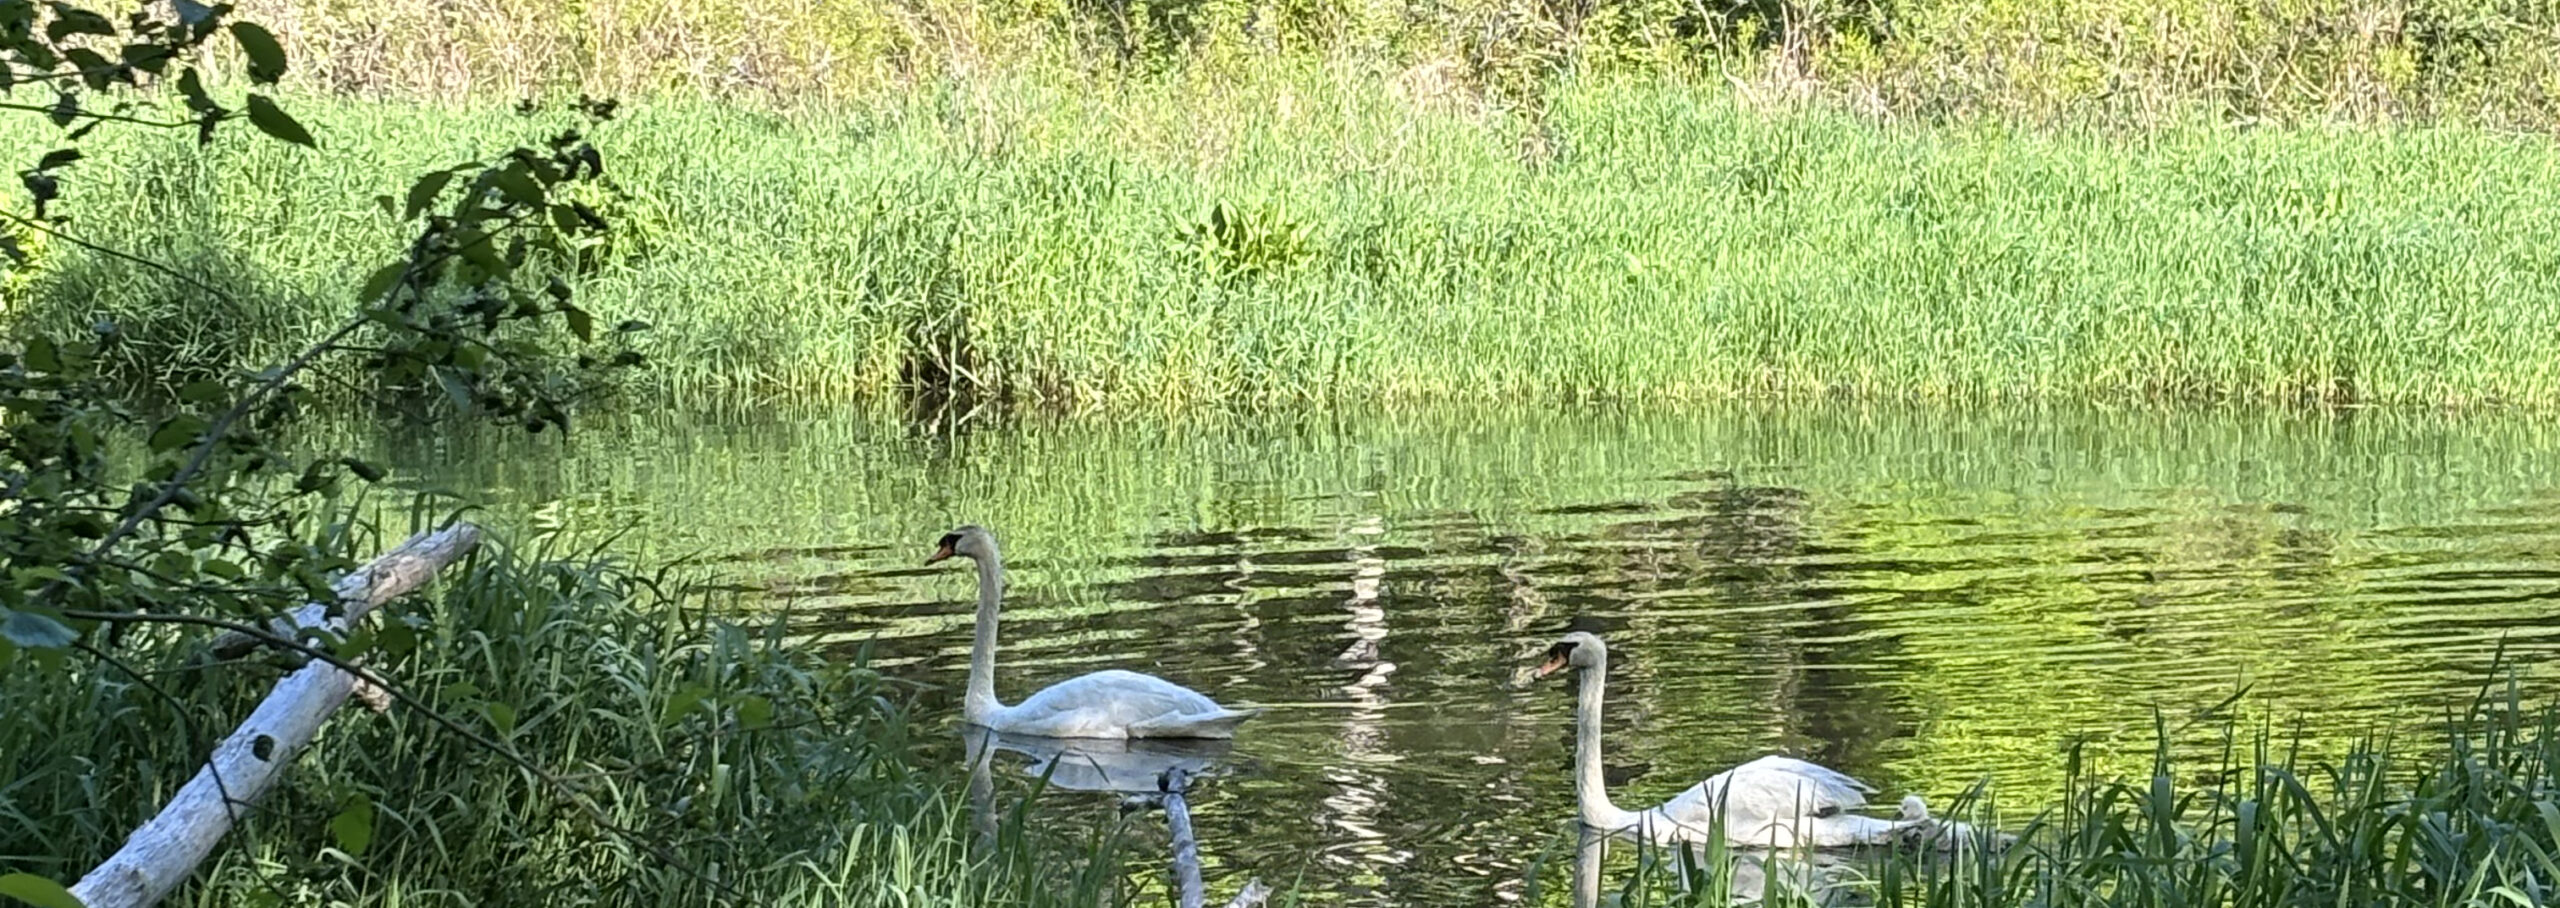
[381, 403, 2560, 906]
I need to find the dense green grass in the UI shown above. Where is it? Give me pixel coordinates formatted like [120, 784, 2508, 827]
[11, 72, 2560, 408]
[1543, 688, 2560, 907]
[0, 528, 1132, 907]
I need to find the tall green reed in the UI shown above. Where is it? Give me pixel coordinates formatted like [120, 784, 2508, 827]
[12, 74, 2560, 411]
[1559, 681, 2560, 908]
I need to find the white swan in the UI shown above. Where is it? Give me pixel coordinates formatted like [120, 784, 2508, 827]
[929, 525, 1260, 739]
[1533, 631, 1939, 849]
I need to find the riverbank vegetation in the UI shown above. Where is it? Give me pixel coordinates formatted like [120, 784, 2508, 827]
[11, 75, 2560, 409]
[240, 0, 2560, 130]
[0, 531, 1132, 907]
[1559, 685, 2560, 907]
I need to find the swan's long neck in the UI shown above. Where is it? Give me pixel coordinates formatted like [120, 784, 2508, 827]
[965, 547, 1008, 724]
[1572, 651, 1642, 833]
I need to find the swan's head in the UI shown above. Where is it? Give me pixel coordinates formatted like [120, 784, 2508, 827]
[1531, 631, 1607, 679]
[926, 525, 998, 565]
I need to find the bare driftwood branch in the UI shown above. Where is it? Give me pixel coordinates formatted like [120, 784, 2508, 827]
[1162, 768, 1207, 908]
[1159, 768, 1267, 908]
[70, 523, 482, 908]
[1223, 879, 1273, 908]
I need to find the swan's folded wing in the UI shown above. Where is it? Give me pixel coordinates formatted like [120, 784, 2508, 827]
[1658, 755, 1877, 832]
[1126, 707, 1260, 739]
[1006, 669, 1248, 738]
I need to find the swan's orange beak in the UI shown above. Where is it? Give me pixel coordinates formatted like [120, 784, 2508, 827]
[925, 543, 956, 565]
[1532, 652, 1569, 679]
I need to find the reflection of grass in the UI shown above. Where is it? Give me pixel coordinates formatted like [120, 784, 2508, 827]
[0, 535, 1129, 906]
[353, 402, 2560, 818]
[15, 77, 2560, 406]
[1545, 688, 2560, 908]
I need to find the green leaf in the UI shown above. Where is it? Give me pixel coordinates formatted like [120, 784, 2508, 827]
[295, 459, 336, 494]
[359, 265, 407, 304]
[0, 872, 85, 908]
[482, 701, 517, 736]
[375, 621, 418, 658]
[404, 170, 454, 220]
[61, 49, 113, 91]
[21, 337, 59, 372]
[562, 306, 593, 343]
[148, 414, 209, 452]
[36, 148, 79, 171]
[433, 367, 474, 416]
[46, 8, 116, 41]
[230, 22, 289, 83]
[735, 695, 773, 730]
[174, 69, 217, 114]
[454, 230, 504, 274]
[339, 458, 385, 483]
[0, 608, 78, 650]
[121, 42, 175, 75]
[489, 166, 544, 206]
[660, 683, 711, 728]
[172, 0, 216, 25]
[177, 379, 226, 403]
[243, 95, 314, 148]
[329, 794, 375, 856]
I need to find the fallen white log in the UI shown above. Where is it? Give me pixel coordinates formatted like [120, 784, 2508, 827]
[70, 523, 482, 908]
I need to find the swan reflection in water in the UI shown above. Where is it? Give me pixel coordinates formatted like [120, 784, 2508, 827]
[963, 724, 1256, 899]
[962, 724, 1244, 794]
[1568, 825, 1873, 908]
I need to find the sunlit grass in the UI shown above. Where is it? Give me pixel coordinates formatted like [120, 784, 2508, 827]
[10, 72, 2560, 409]
[0, 527, 1131, 907]
[1542, 685, 2560, 907]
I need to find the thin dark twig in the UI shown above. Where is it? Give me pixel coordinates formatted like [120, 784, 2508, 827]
[0, 211, 245, 310]
[60, 607, 750, 900]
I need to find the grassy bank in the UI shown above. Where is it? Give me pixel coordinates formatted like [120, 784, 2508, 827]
[234, 0, 2560, 128]
[11, 73, 2560, 409]
[0, 529, 1128, 907]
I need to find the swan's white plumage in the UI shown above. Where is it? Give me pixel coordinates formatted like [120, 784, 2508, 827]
[935, 525, 1260, 740]
[1541, 631, 1938, 849]
[984, 669, 1257, 739]
[1643, 755, 1914, 848]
